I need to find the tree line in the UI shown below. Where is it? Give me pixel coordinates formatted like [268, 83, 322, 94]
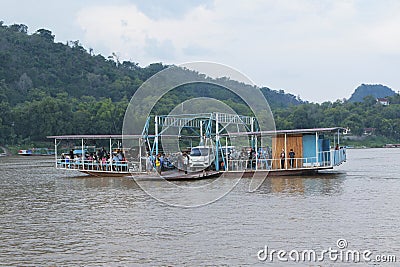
[1, 86, 398, 145]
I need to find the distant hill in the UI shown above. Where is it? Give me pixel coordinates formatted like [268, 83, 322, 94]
[0, 22, 301, 109]
[348, 84, 396, 102]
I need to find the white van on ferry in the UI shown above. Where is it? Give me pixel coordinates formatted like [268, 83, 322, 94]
[189, 146, 215, 171]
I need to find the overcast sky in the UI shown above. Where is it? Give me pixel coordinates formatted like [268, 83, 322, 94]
[2, 0, 400, 102]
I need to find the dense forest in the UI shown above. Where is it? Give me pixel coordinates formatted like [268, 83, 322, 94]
[0, 22, 399, 147]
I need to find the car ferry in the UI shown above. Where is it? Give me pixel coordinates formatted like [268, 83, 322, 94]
[48, 112, 347, 179]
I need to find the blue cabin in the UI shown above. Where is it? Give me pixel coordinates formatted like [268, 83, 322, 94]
[271, 127, 346, 169]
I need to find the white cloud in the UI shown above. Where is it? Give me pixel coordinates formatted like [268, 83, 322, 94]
[77, 4, 214, 64]
[74, 0, 400, 102]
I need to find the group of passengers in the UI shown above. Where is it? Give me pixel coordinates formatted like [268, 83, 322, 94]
[145, 152, 176, 175]
[60, 148, 127, 171]
[142, 146, 277, 174]
[226, 147, 273, 170]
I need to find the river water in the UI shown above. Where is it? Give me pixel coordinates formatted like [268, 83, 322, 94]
[0, 148, 399, 266]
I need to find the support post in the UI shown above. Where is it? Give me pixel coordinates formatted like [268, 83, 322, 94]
[226, 136, 228, 171]
[200, 120, 203, 141]
[81, 138, 84, 170]
[251, 118, 254, 148]
[284, 133, 287, 170]
[315, 132, 319, 166]
[332, 133, 336, 167]
[215, 113, 219, 171]
[109, 137, 112, 171]
[54, 138, 57, 168]
[255, 134, 258, 170]
[139, 137, 142, 172]
[155, 116, 159, 155]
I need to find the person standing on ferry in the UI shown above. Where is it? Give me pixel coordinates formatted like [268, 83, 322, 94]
[280, 148, 285, 169]
[289, 149, 295, 168]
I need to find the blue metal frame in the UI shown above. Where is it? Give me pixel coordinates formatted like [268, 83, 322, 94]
[141, 112, 255, 172]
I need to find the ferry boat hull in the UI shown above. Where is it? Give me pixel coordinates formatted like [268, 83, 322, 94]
[76, 166, 333, 179]
[77, 169, 221, 180]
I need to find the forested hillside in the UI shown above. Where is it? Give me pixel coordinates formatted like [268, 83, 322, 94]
[0, 22, 303, 144]
[0, 22, 399, 146]
[0, 23, 164, 104]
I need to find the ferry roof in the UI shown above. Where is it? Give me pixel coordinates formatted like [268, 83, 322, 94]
[220, 127, 347, 137]
[46, 134, 197, 140]
[47, 134, 144, 140]
[48, 127, 346, 140]
[269, 127, 347, 135]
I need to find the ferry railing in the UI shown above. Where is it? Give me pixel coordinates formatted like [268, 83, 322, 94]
[56, 158, 131, 172]
[55, 156, 174, 174]
[226, 157, 327, 172]
[316, 151, 332, 167]
[331, 148, 346, 166]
